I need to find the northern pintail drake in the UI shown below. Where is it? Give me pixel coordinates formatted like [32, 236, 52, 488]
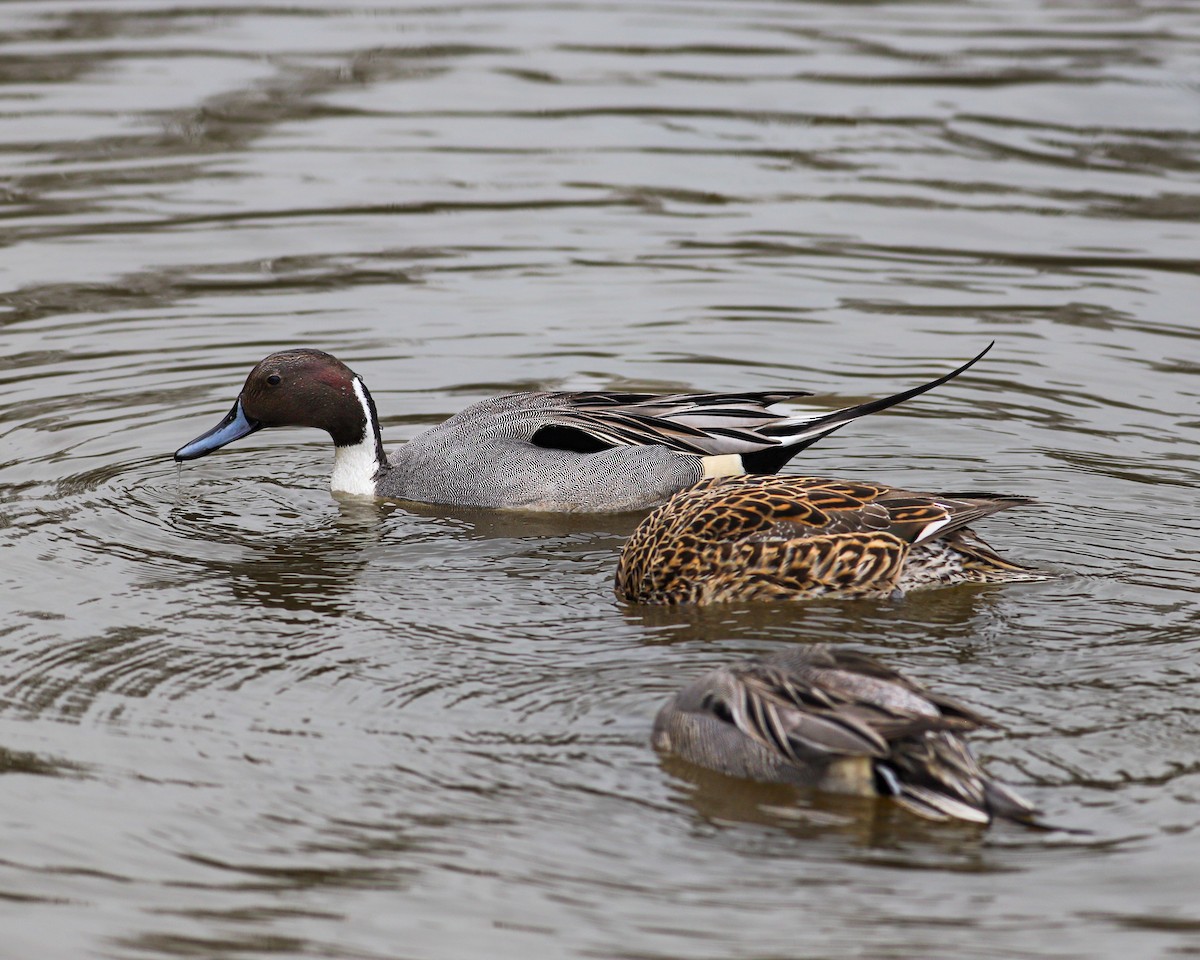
[175, 345, 993, 512]
[616, 475, 1045, 603]
[655, 646, 1042, 826]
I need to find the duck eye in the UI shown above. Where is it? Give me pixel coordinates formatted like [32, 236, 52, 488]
[266, 374, 282, 386]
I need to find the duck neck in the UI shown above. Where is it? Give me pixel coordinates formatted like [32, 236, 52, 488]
[330, 376, 388, 496]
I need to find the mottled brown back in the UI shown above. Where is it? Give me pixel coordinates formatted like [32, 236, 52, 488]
[616, 475, 1039, 605]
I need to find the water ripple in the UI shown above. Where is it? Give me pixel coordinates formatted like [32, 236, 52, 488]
[2, 1, 1200, 958]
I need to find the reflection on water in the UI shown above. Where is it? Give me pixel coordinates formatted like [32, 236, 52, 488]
[2, 1, 1199, 958]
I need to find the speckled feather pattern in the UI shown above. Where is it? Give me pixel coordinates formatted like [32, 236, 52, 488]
[615, 475, 1045, 604]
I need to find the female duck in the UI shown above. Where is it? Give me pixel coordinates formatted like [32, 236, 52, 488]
[616, 474, 1045, 603]
[174, 345, 993, 512]
[655, 646, 1042, 826]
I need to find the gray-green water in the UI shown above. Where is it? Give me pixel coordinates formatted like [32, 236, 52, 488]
[2, 2, 1199, 957]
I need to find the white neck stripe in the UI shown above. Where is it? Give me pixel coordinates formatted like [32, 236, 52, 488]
[351, 377, 377, 444]
[330, 377, 382, 496]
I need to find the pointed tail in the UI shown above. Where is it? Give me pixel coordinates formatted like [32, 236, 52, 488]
[740, 342, 994, 473]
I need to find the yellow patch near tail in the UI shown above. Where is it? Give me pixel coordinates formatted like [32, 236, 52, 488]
[701, 453, 745, 478]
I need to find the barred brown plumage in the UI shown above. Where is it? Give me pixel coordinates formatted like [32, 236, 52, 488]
[615, 474, 1048, 604]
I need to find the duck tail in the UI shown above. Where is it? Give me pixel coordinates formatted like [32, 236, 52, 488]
[990, 780, 1094, 832]
[741, 342, 994, 474]
[873, 729, 1062, 829]
[982, 779, 1045, 826]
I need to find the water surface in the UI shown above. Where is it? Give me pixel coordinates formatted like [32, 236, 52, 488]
[2, 2, 1199, 958]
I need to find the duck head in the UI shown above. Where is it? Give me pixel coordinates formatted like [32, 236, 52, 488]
[174, 349, 377, 461]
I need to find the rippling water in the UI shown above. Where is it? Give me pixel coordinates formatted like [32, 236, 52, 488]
[2, 1, 1199, 957]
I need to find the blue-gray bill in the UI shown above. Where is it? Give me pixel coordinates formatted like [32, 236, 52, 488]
[174, 400, 262, 461]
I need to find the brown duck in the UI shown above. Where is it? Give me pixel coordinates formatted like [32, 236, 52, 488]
[653, 646, 1042, 826]
[615, 474, 1045, 605]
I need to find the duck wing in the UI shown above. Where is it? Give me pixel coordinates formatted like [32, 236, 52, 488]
[529, 345, 994, 467]
[695, 476, 1033, 547]
[714, 649, 976, 765]
[528, 391, 815, 456]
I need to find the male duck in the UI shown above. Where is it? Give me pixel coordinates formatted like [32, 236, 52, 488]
[654, 646, 1042, 826]
[175, 345, 992, 512]
[616, 474, 1045, 603]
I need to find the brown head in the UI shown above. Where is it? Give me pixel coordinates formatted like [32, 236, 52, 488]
[174, 349, 381, 460]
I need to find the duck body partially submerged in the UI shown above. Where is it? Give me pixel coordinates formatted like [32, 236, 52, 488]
[616, 474, 1045, 604]
[654, 646, 1042, 826]
[174, 345, 994, 512]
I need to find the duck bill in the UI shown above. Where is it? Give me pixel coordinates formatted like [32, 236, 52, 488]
[174, 399, 262, 461]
